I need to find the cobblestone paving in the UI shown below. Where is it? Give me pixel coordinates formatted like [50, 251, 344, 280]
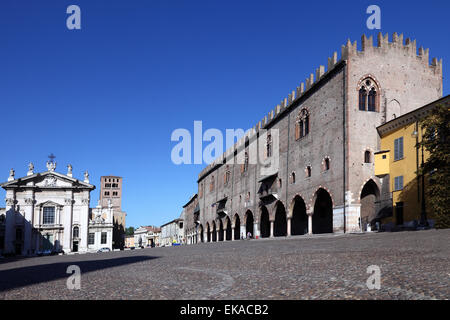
[0, 229, 449, 300]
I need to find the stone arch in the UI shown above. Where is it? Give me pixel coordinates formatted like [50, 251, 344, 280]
[387, 99, 401, 121]
[312, 188, 333, 234]
[259, 205, 270, 238]
[225, 216, 232, 241]
[273, 201, 287, 237]
[359, 178, 381, 230]
[245, 210, 254, 238]
[291, 195, 308, 235]
[233, 213, 241, 240]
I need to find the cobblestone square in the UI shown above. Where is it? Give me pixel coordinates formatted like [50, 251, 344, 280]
[0, 229, 448, 300]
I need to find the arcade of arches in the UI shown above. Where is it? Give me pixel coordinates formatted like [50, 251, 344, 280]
[197, 187, 378, 242]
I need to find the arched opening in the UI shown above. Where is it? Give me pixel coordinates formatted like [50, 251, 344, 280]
[234, 214, 241, 240]
[364, 150, 372, 163]
[360, 179, 380, 230]
[218, 220, 224, 241]
[206, 223, 211, 242]
[260, 206, 270, 238]
[245, 210, 254, 238]
[313, 188, 333, 234]
[274, 202, 287, 237]
[212, 221, 217, 242]
[291, 196, 308, 235]
[225, 216, 232, 241]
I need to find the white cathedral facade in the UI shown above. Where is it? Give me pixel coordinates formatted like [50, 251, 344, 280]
[0, 162, 113, 256]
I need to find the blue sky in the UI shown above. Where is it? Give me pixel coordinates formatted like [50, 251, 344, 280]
[0, 0, 448, 228]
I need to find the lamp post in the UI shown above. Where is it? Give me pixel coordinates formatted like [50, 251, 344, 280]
[419, 127, 428, 227]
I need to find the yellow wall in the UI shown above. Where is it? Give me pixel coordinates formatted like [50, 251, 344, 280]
[378, 121, 429, 225]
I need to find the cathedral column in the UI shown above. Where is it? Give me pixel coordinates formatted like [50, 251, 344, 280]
[307, 211, 313, 235]
[231, 228, 235, 241]
[253, 222, 259, 239]
[4, 195, 16, 255]
[287, 217, 292, 237]
[63, 198, 73, 253]
[23, 197, 35, 255]
[79, 196, 90, 252]
[223, 229, 227, 241]
[270, 220, 274, 238]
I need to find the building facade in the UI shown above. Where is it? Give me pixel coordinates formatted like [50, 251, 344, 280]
[160, 217, 184, 246]
[188, 32, 442, 242]
[99, 176, 126, 249]
[183, 194, 200, 244]
[374, 95, 449, 230]
[0, 162, 113, 255]
[134, 226, 160, 248]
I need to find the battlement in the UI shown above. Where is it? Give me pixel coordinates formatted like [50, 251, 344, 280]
[198, 32, 443, 181]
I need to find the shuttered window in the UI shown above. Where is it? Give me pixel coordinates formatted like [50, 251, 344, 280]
[394, 137, 404, 161]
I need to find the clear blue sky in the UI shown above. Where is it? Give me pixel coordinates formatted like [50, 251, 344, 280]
[0, 0, 448, 228]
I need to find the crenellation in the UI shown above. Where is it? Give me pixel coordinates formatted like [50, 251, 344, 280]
[316, 65, 325, 82]
[306, 73, 314, 90]
[377, 32, 389, 48]
[361, 35, 373, 51]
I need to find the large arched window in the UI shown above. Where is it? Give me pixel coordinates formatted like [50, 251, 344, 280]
[295, 108, 310, 140]
[358, 78, 379, 112]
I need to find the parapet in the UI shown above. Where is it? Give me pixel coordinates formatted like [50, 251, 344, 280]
[198, 32, 442, 182]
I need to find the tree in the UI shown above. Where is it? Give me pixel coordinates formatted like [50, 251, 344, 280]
[420, 103, 450, 228]
[125, 226, 135, 236]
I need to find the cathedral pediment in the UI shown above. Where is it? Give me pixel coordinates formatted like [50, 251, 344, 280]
[0, 171, 94, 190]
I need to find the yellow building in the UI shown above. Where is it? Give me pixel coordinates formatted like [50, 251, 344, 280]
[375, 95, 449, 229]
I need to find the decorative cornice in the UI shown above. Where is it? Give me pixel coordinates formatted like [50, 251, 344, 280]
[24, 198, 34, 205]
[5, 198, 15, 206]
[65, 198, 74, 206]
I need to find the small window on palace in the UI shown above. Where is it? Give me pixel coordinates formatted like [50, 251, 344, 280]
[113, 191, 118, 196]
[105, 183, 111, 188]
[394, 176, 404, 191]
[394, 137, 404, 161]
[306, 166, 311, 178]
[364, 150, 372, 163]
[278, 178, 282, 189]
[266, 133, 272, 158]
[105, 191, 110, 196]
[324, 158, 330, 171]
[101, 232, 107, 244]
[382, 155, 387, 159]
[88, 233, 95, 245]
[291, 172, 296, 184]
[112, 183, 118, 188]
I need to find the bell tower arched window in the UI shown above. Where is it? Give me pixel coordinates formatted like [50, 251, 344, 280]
[358, 78, 379, 112]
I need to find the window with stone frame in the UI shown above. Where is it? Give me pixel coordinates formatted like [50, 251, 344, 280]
[101, 232, 107, 244]
[241, 151, 249, 173]
[88, 233, 95, 245]
[224, 166, 230, 185]
[73, 226, 79, 238]
[295, 108, 310, 140]
[324, 157, 330, 171]
[43, 206, 55, 225]
[364, 150, 372, 163]
[358, 78, 379, 112]
[306, 166, 312, 178]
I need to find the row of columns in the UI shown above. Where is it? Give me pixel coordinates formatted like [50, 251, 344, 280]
[201, 213, 313, 243]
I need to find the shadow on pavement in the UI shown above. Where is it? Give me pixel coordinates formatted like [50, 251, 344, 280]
[0, 255, 157, 292]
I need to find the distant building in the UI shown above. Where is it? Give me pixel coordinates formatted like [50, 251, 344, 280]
[160, 216, 184, 246]
[134, 226, 160, 248]
[99, 176, 126, 249]
[183, 194, 200, 244]
[0, 162, 113, 256]
[374, 95, 449, 230]
[124, 235, 135, 248]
